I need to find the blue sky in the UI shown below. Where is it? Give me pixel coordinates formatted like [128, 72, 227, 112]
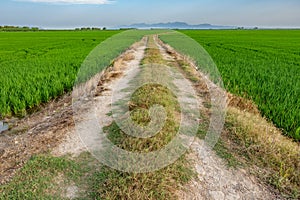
[0, 0, 300, 28]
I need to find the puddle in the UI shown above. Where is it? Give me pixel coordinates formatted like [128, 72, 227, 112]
[0, 121, 9, 133]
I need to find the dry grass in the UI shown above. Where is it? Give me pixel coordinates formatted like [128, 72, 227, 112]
[90, 157, 193, 200]
[227, 93, 260, 114]
[226, 107, 300, 198]
[112, 51, 135, 71]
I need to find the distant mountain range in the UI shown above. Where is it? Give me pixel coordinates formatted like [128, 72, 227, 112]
[118, 22, 236, 30]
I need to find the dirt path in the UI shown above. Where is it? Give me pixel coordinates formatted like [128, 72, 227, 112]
[177, 140, 274, 200]
[53, 38, 147, 158]
[57, 35, 275, 199]
[1, 35, 276, 199]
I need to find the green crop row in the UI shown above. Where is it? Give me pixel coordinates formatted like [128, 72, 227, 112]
[160, 30, 300, 140]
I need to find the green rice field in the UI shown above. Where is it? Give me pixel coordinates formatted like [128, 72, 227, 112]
[0, 30, 299, 140]
[175, 30, 300, 140]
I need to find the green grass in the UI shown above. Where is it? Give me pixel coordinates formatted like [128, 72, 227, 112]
[89, 158, 193, 200]
[0, 154, 82, 199]
[160, 30, 300, 140]
[0, 151, 192, 200]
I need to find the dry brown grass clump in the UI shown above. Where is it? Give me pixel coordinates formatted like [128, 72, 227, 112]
[227, 93, 260, 114]
[226, 107, 300, 198]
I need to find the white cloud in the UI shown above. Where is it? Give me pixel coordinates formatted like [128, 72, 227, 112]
[16, 0, 114, 5]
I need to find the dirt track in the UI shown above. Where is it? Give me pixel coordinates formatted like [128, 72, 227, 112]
[0, 35, 277, 199]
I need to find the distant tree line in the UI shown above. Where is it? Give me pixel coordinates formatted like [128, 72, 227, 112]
[75, 27, 107, 31]
[236, 26, 259, 30]
[0, 26, 108, 32]
[0, 26, 39, 32]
